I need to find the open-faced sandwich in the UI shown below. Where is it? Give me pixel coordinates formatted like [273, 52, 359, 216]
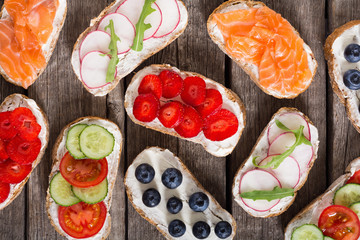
[46, 117, 123, 239]
[285, 158, 360, 240]
[0, 93, 49, 210]
[71, 0, 188, 96]
[0, 0, 67, 89]
[232, 107, 319, 218]
[125, 147, 237, 239]
[207, 0, 317, 99]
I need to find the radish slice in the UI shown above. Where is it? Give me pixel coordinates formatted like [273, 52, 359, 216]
[97, 13, 135, 54]
[267, 113, 310, 144]
[259, 155, 300, 188]
[153, 0, 180, 38]
[79, 31, 111, 61]
[144, 3, 162, 40]
[268, 132, 314, 173]
[116, 0, 145, 25]
[80, 51, 114, 89]
[239, 169, 281, 212]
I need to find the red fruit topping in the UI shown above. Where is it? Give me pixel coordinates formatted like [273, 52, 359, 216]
[10, 107, 41, 141]
[138, 74, 163, 99]
[0, 111, 17, 140]
[0, 139, 8, 161]
[159, 70, 183, 98]
[6, 136, 41, 165]
[203, 109, 239, 141]
[174, 106, 203, 138]
[0, 182, 10, 203]
[181, 76, 206, 106]
[133, 94, 160, 122]
[158, 101, 184, 128]
[196, 89, 223, 117]
[0, 159, 32, 184]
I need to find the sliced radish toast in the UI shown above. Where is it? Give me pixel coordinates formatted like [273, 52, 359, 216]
[124, 64, 246, 157]
[72, 0, 188, 96]
[232, 107, 319, 218]
[125, 147, 236, 239]
[0, 94, 49, 210]
[46, 117, 123, 239]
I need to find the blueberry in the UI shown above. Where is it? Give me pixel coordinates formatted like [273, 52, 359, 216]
[162, 168, 182, 189]
[189, 192, 209, 212]
[215, 221, 232, 239]
[168, 219, 186, 237]
[167, 197, 183, 214]
[135, 163, 155, 184]
[142, 188, 161, 207]
[343, 69, 360, 90]
[192, 221, 210, 239]
[344, 44, 360, 63]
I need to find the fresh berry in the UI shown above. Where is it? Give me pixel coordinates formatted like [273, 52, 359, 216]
[158, 101, 184, 128]
[189, 192, 209, 212]
[215, 221, 232, 239]
[138, 74, 163, 99]
[10, 107, 41, 141]
[0, 139, 8, 161]
[181, 76, 206, 106]
[159, 70, 183, 98]
[0, 181, 10, 203]
[135, 163, 155, 184]
[162, 168, 182, 189]
[167, 197, 183, 214]
[174, 106, 203, 138]
[142, 188, 161, 207]
[344, 44, 360, 63]
[6, 136, 41, 165]
[168, 220, 186, 237]
[0, 111, 17, 140]
[133, 94, 160, 122]
[343, 69, 360, 90]
[203, 109, 239, 141]
[192, 221, 210, 239]
[196, 89, 223, 117]
[0, 159, 32, 184]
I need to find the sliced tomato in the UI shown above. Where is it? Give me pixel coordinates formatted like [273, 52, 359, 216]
[58, 201, 107, 239]
[318, 205, 360, 240]
[347, 170, 360, 184]
[59, 152, 108, 188]
[0, 181, 10, 203]
[0, 159, 32, 184]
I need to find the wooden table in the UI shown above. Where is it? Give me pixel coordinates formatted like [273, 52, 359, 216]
[0, 0, 358, 239]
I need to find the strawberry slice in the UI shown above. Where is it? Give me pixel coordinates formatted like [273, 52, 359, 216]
[138, 74, 163, 99]
[0, 159, 32, 184]
[158, 101, 184, 128]
[174, 106, 203, 138]
[0, 181, 10, 203]
[10, 107, 41, 141]
[180, 76, 206, 106]
[6, 136, 41, 165]
[0, 139, 8, 161]
[133, 94, 160, 122]
[159, 70, 183, 98]
[196, 89, 223, 117]
[0, 111, 17, 140]
[203, 109, 239, 141]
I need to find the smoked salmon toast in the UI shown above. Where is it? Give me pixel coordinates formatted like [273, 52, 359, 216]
[0, 0, 67, 89]
[207, 0, 317, 99]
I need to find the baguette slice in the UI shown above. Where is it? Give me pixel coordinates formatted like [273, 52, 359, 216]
[125, 147, 237, 240]
[207, 0, 317, 99]
[232, 107, 319, 218]
[325, 20, 360, 133]
[284, 158, 360, 239]
[124, 64, 246, 157]
[0, 0, 67, 88]
[71, 0, 188, 97]
[0, 93, 49, 210]
[46, 117, 123, 240]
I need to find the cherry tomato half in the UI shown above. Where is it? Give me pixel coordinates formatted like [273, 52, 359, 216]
[347, 170, 360, 184]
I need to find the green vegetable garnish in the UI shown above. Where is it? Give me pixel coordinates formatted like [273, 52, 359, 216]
[104, 20, 120, 83]
[253, 120, 311, 169]
[240, 186, 294, 201]
[131, 0, 156, 51]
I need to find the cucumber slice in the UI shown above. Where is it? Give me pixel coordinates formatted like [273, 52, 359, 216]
[72, 179, 108, 204]
[50, 173, 80, 206]
[79, 125, 114, 159]
[333, 183, 360, 207]
[350, 201, 360, 219]
[66, 124, 87, 159]
[291, 224, 324, 240]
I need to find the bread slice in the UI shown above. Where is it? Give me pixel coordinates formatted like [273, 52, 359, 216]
[284, 158, 360, 239]
[124, 64, 246, 157]
[46, 117, 123, 240]
[0, 0, 67, 88]
[125, 146, 237, 239]
[232, 107, 319, 218]
[71, 0, 188, 96]
[0, 93, 49, 210]
[207, 0, 317, 99]
[325, 21, 360, 133]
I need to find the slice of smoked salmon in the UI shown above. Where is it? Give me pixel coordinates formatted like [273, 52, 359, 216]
[226, 35, 265, 65]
